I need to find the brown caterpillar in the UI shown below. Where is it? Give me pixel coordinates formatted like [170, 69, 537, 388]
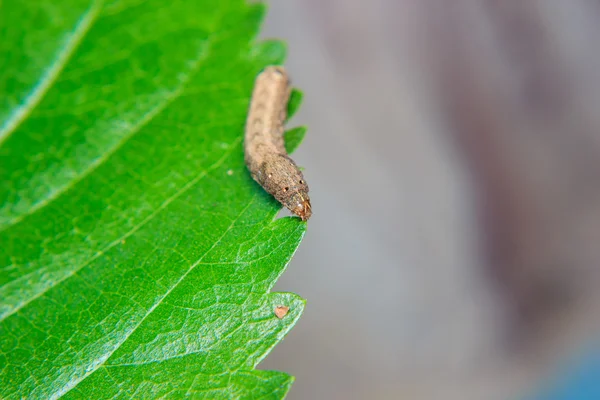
[244, 66, 311, 221]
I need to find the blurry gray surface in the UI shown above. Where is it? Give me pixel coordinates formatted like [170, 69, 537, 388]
[258, 1, 600, 399]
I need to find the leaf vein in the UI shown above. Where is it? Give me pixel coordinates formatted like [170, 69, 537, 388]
[0, 0, 102, 146]
[0, 138, 241, 321]
[0, 40, 214, 232]
[55, 193, 256, 399]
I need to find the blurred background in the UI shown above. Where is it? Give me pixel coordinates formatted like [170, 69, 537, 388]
[258, 1, 600, 399]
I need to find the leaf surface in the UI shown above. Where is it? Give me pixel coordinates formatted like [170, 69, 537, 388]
[0, 1, 306, 398]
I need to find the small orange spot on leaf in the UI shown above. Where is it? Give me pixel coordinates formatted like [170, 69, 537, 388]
[274, 305, 289, 319]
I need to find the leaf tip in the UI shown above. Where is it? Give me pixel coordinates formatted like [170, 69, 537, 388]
[284, 125, 307, 154]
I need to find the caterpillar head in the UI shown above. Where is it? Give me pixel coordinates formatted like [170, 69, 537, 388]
[257, 155, 312, 221]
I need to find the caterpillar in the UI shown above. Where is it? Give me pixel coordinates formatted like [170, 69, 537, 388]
[244, 66, 312, 221]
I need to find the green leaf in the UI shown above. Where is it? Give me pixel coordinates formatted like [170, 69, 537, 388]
[0, 1, 307, 398]
[284, 89, 306, 153]
[287, 89, 303, 120]
[284, 126, 307, 154]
